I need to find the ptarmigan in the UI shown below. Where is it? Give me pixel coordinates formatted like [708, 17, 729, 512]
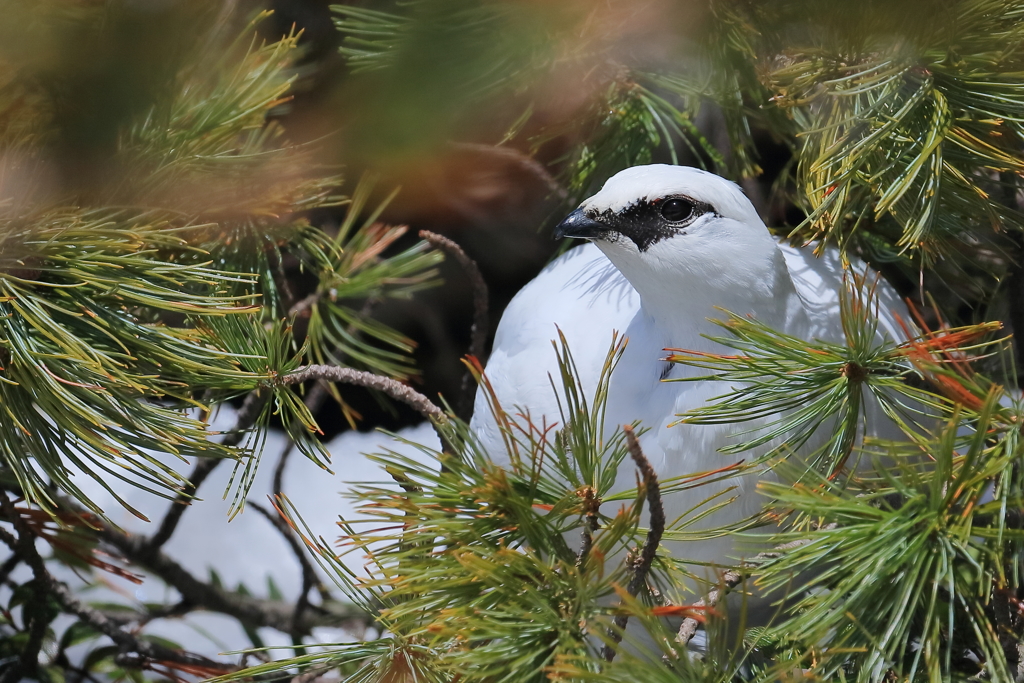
[471, 164, 907, 575]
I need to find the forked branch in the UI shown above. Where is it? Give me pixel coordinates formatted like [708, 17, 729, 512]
[675, 524, 838, 647]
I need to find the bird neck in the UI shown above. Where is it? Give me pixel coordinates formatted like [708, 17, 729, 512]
[625, 247, 797, 348]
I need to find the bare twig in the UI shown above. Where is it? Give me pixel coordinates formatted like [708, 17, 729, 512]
[0, 494, 232, 676]
[418, 230, 490, 418]
[624, 426, 665, 593]
[249, 499, 328, 639]
[145, 459, 221, 551]
[675, 524, 838, 647]
[96, 522, 359, 635]
[282, 365, 447, 425]
[603, 426, 665, 662]
[674, 569, 742, 646]
[35, 490, 363, 637]
[276, 297, 377, 494]
[290, 664, 337, 683]
[147, 390, 269, 551]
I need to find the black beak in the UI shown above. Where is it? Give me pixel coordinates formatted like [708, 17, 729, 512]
[554, 208, 609, 240]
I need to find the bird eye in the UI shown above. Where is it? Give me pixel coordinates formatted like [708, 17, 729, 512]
[660, 198, 694, 222]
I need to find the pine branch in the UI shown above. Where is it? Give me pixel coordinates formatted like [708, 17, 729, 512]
[275, 296, 376, 493]
[17, 488, 366, 638]
[603, 426, 664, 662]
[671, 528, 831, 651]
[146, 390, 270, 551]
[273, 380, 331, 497]
[0, 514, 235, 675]
[674, 525, 837, 648]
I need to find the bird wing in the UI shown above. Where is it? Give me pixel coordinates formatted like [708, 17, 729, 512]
[778, 242, 908, 344]
[633, 244, 913, 568]
[470, 243, 640, 459]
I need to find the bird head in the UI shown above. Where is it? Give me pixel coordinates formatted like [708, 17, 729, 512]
[554, 165, 782, 310]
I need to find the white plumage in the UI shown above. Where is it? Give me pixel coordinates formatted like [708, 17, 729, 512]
[471, 164, 907, 572]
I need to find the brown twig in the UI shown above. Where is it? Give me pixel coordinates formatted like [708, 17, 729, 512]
[418, 230, 490, 418]
[282, 365, 447, 437]
[0, 551, 20, 585]
[249, 499, 328, 640]
[96, 523, 361, 635]
[63, 582, 232, 671]
[674, 569, 742, 646]
[146, 390, 269, 551]
[674, 525, 838, 648]
[575, 487, 601, 568]
[603, 426, 665, 662]
[48, 573, 234, 673]
[290, 665, 336, 683]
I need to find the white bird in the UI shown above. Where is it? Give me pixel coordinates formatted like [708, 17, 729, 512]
[471, 164, 907, 578]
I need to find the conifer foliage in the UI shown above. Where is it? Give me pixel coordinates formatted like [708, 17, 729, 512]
[3, 1, 1024, 682]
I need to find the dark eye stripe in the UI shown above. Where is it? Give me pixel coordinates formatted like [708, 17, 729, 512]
[590, 196, 715, 252]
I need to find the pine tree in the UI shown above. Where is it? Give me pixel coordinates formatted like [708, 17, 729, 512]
[3, 1, 1024, 682]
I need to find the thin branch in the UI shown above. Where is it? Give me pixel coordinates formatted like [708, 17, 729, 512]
[97, 522, 359, 635]
[575, 486, 601, 568]
[290, 664, 336, 683]
[675, 525, 838, 648]
[418, 230, 490, 419]
[249, 499, 327, 638]
[146, 390, 269, 551]
[282, 365, 447, 424]
[0, 495, 230, 676]
[0, 550, 20, 585]
[625, 426, 665, 593]
[674, 569, 742, 647]
[0, 491, 48, 682]
[603, 426, 665, 662]
[276, 298, 377, 495]
[145, 459, 221, 552]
